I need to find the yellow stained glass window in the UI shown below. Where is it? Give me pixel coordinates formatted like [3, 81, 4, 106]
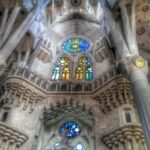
[75, 66, 83, 80]
[62, 66, 70, 80]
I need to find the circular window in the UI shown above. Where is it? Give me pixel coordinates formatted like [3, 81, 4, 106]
[61, 38, 90, 54]
[59, 121, 80, 138]
[71, 0, 81, 6]
[74, 143, 85, 150]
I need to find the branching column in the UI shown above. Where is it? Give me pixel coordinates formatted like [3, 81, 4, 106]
[99, 0, 150, 148]
[129, 68, 150, 148]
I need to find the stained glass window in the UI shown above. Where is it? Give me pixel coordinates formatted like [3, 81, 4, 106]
[57, 57, 70, 66]
[52, 66, 60, 80]
[60, 121, 80, 138]
[74, 143, 86, 150]
[85, 66, 93, 80]
[75, 57, 93, 81]
[51, 57, 70, 81]
[61, 38, 90, 54]
[75, 66, 83, 80]
[62, 66, 70, 80]
[79, 57, 91, 66]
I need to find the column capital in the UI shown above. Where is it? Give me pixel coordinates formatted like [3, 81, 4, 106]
[118, 55, 148, 78]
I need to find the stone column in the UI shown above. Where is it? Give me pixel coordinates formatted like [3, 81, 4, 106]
[0, 9, 37, 62]
[131, 137, 139, 150]
[0, 8, 9, 35]
[129, 69, 150, 148]
[95, 1, 150, 148]
[124, 139, 132, 150]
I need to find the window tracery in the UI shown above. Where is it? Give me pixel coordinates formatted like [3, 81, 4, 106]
[51, 56, 93, 81]
[61, 38, 90, 54]
[59, 121, 80, 138]
[52, 57, 70, 80]
[76, 57, 93, 80]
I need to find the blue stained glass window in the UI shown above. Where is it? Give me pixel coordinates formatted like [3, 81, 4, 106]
[61, 38, 90, 54]
[60, 121, 80, 138]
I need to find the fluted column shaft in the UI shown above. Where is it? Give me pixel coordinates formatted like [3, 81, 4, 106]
[0, 9, 37, 60]
[129, 69, 150, 148]
[0, 8, 9, 36]
[1, 5, 21, 45]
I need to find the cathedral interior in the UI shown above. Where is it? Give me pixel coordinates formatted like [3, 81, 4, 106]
[0, 0, 150, 150]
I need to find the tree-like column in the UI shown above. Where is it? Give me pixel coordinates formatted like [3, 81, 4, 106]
[99, 0, 150, 148]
